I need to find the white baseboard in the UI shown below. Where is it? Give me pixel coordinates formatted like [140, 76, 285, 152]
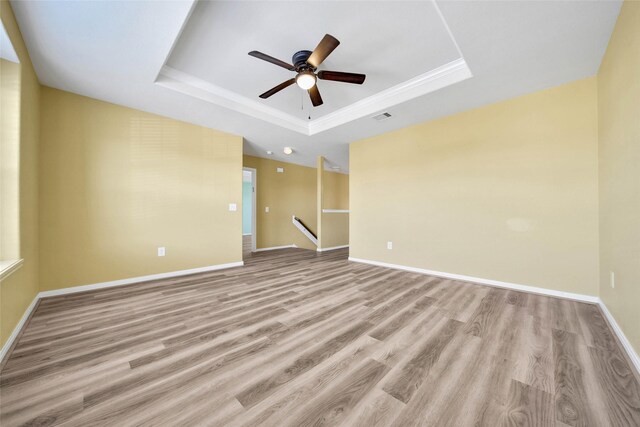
[597, 299, 640, 375]
[4, 255, 637, 379]
[38, 261, 244, 298]
[254, 244, 297, 252]
[1, 260, 244, 364]
[317, 245, 349, 252]
[348, 257, 639, 375]
[0, 295, 38, 363]
[322, 209, 349, 214]
[347, 257, 599, 304]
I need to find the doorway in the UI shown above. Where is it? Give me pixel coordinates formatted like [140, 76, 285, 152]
[242, 167, 257, 257]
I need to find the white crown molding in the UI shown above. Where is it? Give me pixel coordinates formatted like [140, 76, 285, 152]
[155, 61, 471, 136]
[156, 66, 309, 135]
[348, 256, 599, 304]
[153, 0, 472, 136]
[308, 59, 472, 135]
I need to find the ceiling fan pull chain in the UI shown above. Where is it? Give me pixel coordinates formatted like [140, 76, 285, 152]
[249, 34, 364, 108]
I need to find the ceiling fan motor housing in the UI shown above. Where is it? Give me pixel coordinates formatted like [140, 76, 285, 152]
[293, 50, 314, 71]
[249, 34, 365, 107]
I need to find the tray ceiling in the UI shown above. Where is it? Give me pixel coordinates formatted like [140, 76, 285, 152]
[10, 0, 622, 171]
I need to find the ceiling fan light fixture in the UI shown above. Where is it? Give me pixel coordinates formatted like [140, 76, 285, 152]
[249, 34, 365, 107]
[296, 70, 316, 90]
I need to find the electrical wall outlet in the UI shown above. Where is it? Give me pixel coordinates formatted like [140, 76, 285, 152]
[265, 207, 270, 213]
[158, 247, 166, 257]
[276, 167, 284, 173]
[387, 241, 393, 250]
[610, 271, 615, 288]
[228, 203, 237, 212]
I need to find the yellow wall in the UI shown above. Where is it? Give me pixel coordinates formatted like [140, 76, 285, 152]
[0, 1, 41, 348]
[322, 169, 349, 210]
[598, 1, 640, 353]
[350, 77, 599, 295]
[320, 214, 349, 249]
[243, 155, 317, 250]
[39, 88, 242, 291]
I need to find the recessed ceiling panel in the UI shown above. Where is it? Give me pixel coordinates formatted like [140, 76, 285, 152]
[166, 0, 461, 120]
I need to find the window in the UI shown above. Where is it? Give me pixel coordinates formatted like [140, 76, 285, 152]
[0, 21, 22, 280]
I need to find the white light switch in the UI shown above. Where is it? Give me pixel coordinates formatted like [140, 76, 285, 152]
[228, 203, 237, 212]
[158, 247, 166, 257]
[265, 207, 270, 213]
[387, 241, 393, 250]
[276, 167, 284, 173]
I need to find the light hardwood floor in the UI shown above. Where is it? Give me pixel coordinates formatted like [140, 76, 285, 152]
[1, 245, 639, 426]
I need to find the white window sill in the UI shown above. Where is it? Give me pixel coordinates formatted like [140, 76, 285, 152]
[0, 259, 24, 281]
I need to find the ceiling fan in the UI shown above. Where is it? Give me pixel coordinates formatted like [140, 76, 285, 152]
[248, 34, 366, 107]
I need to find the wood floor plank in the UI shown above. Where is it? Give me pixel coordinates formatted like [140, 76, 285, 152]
[587, 346, 640, 425]
[499, 379, 555, 427]
[513, 314, 555, 394]
[1, 241, 637, 426]
[382, 317, 462, 403]
[552, 328, 602, 426]
[284, 358, 389, 427]
[235, 320, 373, 408]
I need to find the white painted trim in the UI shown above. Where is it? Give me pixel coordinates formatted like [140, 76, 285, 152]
[292, 215, 318, 246]
[322, 209, 349, 214]
[0, 259, 24, 281]
[243, 233, 252, 236]
[308, 59, 472, 135]
[597, 299, 640, 375]
[3, 258, 638, 380]
[347, 257, 599, 304]
[243, 167, 257, 253]
[253, 244, 298, 252]
[0, 295, 38, 363]
[155, 61, 471, 136]
[432, 0, 466, 62]
[151, 0, 198, 82]
[38, 262, 244, 298]
[1, 259, 243, 364]
[317, 245, 349, 252]
[156, 66, 309, 135]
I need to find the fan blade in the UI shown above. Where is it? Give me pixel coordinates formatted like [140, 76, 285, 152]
[259, 79, 296, 99]
[249, 51, 295, 71]
[307, 34, 340, 68]
[308, 85, 323, 107]
[318, 70, 366, 85]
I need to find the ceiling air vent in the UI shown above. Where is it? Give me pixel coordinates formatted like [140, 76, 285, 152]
[372, 112, 392, 121]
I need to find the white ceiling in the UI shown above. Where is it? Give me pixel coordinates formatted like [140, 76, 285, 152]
[10, 0, 621, 172]
[166, 0, 460, 120]
[1, 19, 19, 63]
